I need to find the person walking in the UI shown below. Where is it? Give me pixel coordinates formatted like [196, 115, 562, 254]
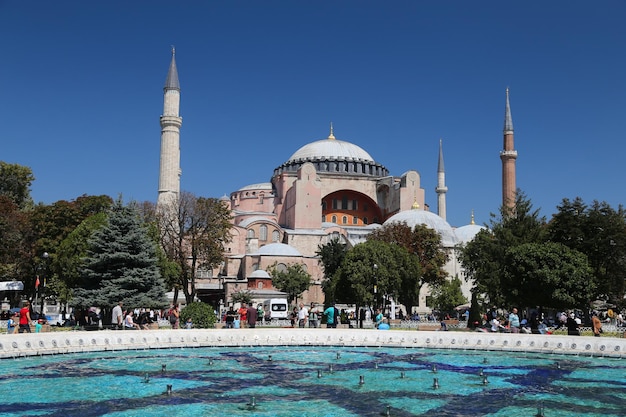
[308, 303, 319, 328]
[324, 304, 337, 328]
[225, 306, 237, 329]
[19, 301, 32, 333]
[592, 312, 603, 337]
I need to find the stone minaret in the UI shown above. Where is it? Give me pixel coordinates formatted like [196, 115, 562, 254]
[435, 138, 447, 220]
[500, 88, 517, 210]
[157, 48, 182, 210]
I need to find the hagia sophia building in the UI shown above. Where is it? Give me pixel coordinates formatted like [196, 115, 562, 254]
[157, 50, 517, 314]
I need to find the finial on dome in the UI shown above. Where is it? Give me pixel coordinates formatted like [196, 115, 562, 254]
[412, 198, 420, 210]
[470, 210, 475, 225]
[171, 45, 175, 56]
[327, 122, 335, 140]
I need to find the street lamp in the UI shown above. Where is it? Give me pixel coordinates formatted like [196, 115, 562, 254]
[40, 252, 49, 318]
[373, 263, 378, 309]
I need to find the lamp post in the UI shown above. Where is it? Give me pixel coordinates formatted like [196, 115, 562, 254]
[373, 263, 378, 310]
[40, 252, 49, 319]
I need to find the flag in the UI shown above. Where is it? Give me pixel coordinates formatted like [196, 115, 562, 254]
[35, 276, 40, 289]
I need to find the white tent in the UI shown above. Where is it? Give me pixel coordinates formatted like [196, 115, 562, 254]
[0, 281, 23, 291]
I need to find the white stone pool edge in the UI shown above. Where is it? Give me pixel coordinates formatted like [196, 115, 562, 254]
[0, 329, 624, 359]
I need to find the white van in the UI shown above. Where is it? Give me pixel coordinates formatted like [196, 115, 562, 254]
[263, 299, 289, 320]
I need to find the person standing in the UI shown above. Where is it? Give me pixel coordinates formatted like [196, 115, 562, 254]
[225, 306, 236, 329]
[508, 308, 520, 333]
[324, 304, 336, 328]
[169, 304, 180, 329]
[375, 309, 384, 329]
[297, 303, 308, 328]
[19, 301, 32, 333]
[7, 312, 17, 334]
[566, 312, 580, 336]
[246, 302, 257, 328]
[592, 312, 603, 337]
[308, 303, 319, 328]
[111, 301, 123, 330]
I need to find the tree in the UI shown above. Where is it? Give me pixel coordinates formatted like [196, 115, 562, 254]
[459, 191, 547, 308]
[548, 198, 626, 304]
[316, 237, 348, 304]
[334, 240, 419, 311]
[0, 161, 35, 209]
[368, 222, 447, 309]
[430, 276, 467, 315]
[503, 242, 594, 310]
[159, 192, 233, 305]
[179, 301, 217, 328]
[268, 263, 311, 305]
[231, 289, 253, 306]
[72, 200, 167, 318]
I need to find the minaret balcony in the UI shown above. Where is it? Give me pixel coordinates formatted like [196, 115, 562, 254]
[499, 150, 518, 158]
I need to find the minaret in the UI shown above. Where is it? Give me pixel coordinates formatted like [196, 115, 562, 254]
[157, 48, 182, 210]
[500, 88, 517, 210]
[435, 139, 447, 220]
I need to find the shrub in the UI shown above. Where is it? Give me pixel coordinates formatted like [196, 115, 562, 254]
[179, 302, 217, 329]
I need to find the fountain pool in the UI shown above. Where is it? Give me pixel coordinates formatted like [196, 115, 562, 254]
[0, 342, 625, 416]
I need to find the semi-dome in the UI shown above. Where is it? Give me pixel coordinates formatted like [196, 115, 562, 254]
[384, 208, 458, 247]
[455, 224, 486, 244]
[255, 242, 302, 257]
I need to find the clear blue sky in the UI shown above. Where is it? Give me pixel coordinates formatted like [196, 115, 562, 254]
[2, 1, 625, 228]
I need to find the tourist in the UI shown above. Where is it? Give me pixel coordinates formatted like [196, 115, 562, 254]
[19, 301, 32, 333]
[111, 301, 123, 330]
[246, 302, 257, 328]
[592, 312, 603, 337]
[225, 306, 237, 329]
[324, 304, 336, 328]
[169, 304, 180, 329]
[375, 309, 384, 329]
[35, 318, 46, 333]
[490, 317, 504, 332]
[7, 312, 17, 334]
[308, 303, 319, 328]
[256, 304, 264, 325]
[508, 308, 520, 333]
[124, 311, 141, 330]
[566, 312, 580, 336]
[185, 318, 193, 329]
[297, 303, 308, 328]
[238, 305, 248, 328]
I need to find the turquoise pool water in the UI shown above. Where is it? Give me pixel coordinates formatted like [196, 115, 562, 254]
[0, 346, 624, 416]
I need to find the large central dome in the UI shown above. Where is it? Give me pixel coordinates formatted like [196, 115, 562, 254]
[273, 127, 388, 178]
[287, 135, 374, 163]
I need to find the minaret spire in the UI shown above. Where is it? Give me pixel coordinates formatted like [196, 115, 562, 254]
[327, 122, 335, 140]
[435, 138, 448, 220]
[157, 48, 183, 211]
[500, 88, 518, 211]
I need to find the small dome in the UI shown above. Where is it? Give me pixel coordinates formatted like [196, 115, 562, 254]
[287, 138, 374, 163]
[255, 243, 302, 256]
[384, 209, 458, 247]
[455, 224, 486, 244]
[238, 182, 272, 192]
[249, 269, 271, 279]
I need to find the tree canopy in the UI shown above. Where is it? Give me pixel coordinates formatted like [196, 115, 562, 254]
[0, 161, 35, 209]
[72, 200, 167, 312]
[268, 263, 311, 305]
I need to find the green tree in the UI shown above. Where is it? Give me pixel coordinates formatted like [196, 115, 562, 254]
[430, 276, 467, 315]
[316, 237, 348, 304]
[179, 301, 217, 328]
[368, 222, 447, 309]
[159, 192, 233, 305]
[0, 161, 35, 209]
[231, 289, 253, 306]
[334, 240, 419, 311]
[548, 198, 626, 304]
[268, 263, 311, 305]
[459, 191, 547, 308]
[73, 200, 167, 318]
[504, 242, 594, 310]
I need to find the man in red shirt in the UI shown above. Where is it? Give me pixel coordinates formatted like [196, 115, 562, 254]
[19, 301, 32, 333]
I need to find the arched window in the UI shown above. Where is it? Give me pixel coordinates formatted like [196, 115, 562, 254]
[257, 281, 264, 289]
[260, 225, 268, 241]
[342, 216, 347, 224]
[272, 230, 280, 242]
[322, 214, 326, 222]
[331, 215, 337, 223]
[247, 229, 255, 239]
[363, 217, 369, 225]
[352, 216, 358, 225]
[251, 263, 259, 271]
[276, 263, 287, 273]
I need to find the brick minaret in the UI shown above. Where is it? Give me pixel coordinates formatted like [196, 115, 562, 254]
[500, 88, 517, 210]
[157, 48, 182, 210]
[435, 139, 447, 221]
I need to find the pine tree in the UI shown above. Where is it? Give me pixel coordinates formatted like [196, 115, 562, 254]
[73, 200, 167, 311]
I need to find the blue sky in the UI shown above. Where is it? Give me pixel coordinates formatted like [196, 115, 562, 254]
[2, 1, 625, 228]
